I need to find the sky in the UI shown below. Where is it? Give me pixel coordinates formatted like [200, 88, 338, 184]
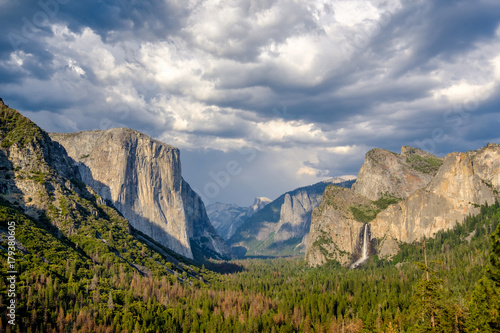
[1, 0, 500, 206]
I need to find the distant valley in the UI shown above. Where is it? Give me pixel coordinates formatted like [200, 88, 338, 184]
[2, 97, 499, 268]
[206, 197, 271, 240]
[228, 177, 355, 257]
[2, 98, 500, 332]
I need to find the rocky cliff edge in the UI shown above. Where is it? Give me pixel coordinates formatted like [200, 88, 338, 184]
[51, 129, 232, 260]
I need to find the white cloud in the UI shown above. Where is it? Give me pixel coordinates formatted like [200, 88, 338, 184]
[493, 55, 500, 80]
[2, 0, 500, 204]
[297, 166, 320, 177]
[68, 58, 86, 76]
[331, 1, 380, 26]
[433, 81, 496, 104]
[326, 145, 356, 154]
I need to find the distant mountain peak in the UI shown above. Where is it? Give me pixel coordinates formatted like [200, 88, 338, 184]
[229, 178, 355, 257]
[253, 196, 272, 203]
[207, 197, 272, 241]
[248, 197, 272, 216]
[323, 176, 357, 184]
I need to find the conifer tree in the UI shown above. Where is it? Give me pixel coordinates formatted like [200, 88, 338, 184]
[468, 217, 500, 331]
[409, 242, 452, 332]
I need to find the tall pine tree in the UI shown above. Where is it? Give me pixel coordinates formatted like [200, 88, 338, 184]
[468, 213, 500, 332]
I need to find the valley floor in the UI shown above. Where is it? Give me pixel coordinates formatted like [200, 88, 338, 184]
[1, 203, 500, 332]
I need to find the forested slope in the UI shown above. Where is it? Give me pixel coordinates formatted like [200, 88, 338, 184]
[3, 200, 498, 332]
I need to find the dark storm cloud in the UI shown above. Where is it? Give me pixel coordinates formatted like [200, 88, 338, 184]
[60, 0, 188, 41]
[196, 0, 500, 130]
[0, 0, 499, 204]
[0, 0, 185, 82]
[0, 0, 185, 45]
[371, 0, 500, 77]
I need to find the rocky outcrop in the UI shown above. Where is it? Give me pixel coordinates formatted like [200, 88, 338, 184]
[306, 144, 500, 267]
[207, 197, 271, 240]
[371, 146, 500, 258]
[247, 197, 272, 217]
[0, 103, 82, 226]
[229, 177, 355, 257]
[306, 186, 367, 266]
[0, 100, 205, 281]
[469, 143, 500, 190]
[352, 146, 442, 201]
[51, 129, 231, 260]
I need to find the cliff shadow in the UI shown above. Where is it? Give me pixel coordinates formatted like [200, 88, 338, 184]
[55, 143, 194, 260]
[0, 148, 94, 268]
[0, 149, 25, 209]
[201, 259, 245, 274]
[231, 246, 248, 258]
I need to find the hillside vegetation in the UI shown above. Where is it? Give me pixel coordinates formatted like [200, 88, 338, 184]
[1, 200, 499, 332]
[1, 100, 499, 332]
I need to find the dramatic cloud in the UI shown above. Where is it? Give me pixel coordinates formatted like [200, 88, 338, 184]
[1, 0, 499, 205]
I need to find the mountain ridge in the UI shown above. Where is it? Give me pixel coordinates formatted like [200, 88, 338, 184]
[50, 128, 231, 260]
[229, 177, 355, 257]
[207, 197, 271, 240]
[352, 146, 442, 201]
[0, 100, 198, 275]
[306, 144, 500, 267]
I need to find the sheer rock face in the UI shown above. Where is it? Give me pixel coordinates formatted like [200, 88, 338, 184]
[229, 178, 355, 257]
[305, 186, 366, 267]
[352, 146, 442, 201]
[469, 143, 500, 190]
[274, 191, 320, 242]
[306, 144, 500, 266]
[51, 129, 231, 260]
[371, 146, 500, 258]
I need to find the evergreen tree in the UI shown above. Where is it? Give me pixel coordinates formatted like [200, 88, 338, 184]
[409, 243, 453, 332]
[467, 277, 499, 332]
[468, 217, 500, 331]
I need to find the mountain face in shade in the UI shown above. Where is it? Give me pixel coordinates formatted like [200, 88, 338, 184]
[229, 177, 355, 257]
[306, 186, 371, 267]
[207, 197, 271, 240]
[50, 129, 232, 260]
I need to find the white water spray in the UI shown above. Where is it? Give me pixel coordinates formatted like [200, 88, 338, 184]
[351, 224, 369, 268]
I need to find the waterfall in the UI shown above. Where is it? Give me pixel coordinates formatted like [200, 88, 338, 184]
[351, 224, 369, 268]
[361, 223, 368, 260]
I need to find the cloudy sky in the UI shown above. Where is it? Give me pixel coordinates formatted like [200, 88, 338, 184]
[1, 0, 500, 206]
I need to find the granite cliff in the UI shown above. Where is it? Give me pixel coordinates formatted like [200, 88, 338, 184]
[0, 99, 205, 286]
[229, 177, 355, 257]
[371, 144, 500, 258]
[207, 197, 271, 240]
[306, 186, 368, 266]
[50, 129, 231, 260]
[352, 146, 442, 200]
[306, 144, 500, 267]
